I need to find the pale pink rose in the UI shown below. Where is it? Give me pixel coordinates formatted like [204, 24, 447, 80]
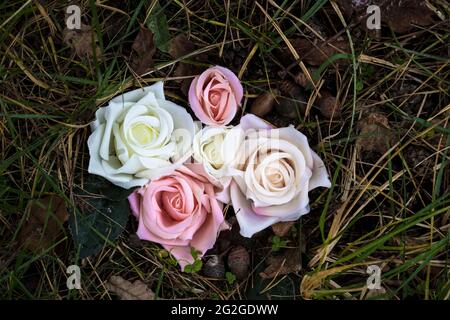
[189, 66, 243, 126]
[128, 164, 227, 270]
[229, 114, 332, 238]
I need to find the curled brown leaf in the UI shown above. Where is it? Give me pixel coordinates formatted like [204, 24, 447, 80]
[106, 276, 155, 300]
[260, 249, 301, 279]
[63, 24, 102, 61]
[130, 27, 156, 75]
[18, 195, 68, 253]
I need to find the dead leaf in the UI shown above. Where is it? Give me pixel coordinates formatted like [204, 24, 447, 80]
[169, 34, 195, 59]
[260, 249, 301, 279]
[282, 37, 349, 66]
[106, 276, 155, 300]
[271, 221, 295, 237]
[356, 112, 392, 155]
[18, 195, 68, 253]
[338, 0, 435, 33]
[63, 24, 102, 60]
[169, 34, 204, 95]
[383, 0, 435, 33]
[130, 27, 156, 75]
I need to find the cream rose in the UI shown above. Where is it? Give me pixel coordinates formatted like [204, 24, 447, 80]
[88, 82, 195, 189]
[193, 126, 244, 189]
[230, 114, 332, 238]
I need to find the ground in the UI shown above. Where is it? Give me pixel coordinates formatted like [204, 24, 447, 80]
[0, 0, 449, 300]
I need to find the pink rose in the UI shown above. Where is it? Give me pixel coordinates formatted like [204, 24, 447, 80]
[189, 66, 243, 126]
[128, 164, 227, 270]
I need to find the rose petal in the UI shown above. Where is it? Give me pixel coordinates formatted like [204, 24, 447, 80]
[128, 191, 141, 219]
[213, 66, 244, 105]
[88, 124, 149, 189]
[309, 150, 332, 191]
[239, 114, 273, 131]
[111, 81, 165, 105]
[230, 181, 279, 238]
[252, 169, 311, 218]
[278, 126, 314, 169]
[161, 245, 194, 270]
[189, 77, 214, 125]
[189, 198, 224, 261]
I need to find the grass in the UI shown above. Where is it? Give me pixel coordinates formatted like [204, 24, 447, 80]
[0, 0, 449, 300]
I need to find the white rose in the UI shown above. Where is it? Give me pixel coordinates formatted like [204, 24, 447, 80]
[230, 114, 332, 238]
[87, 82, 195, 189]
[192, 126, 244, 197]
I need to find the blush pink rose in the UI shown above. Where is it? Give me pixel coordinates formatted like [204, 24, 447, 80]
[189, 66, 243, 126]
[128, 164, 227, 270]
[229, 114, 332, 238]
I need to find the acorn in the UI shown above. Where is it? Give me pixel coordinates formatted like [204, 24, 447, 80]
[250, 91, 278, 118]
[218, 238, 231, 254]
[275, 80, 307, 119]
[271, 221, 295, 237]
[316, 90, 340, 119]
[227, 245, 250, 280]
[202, 255, 225, 278]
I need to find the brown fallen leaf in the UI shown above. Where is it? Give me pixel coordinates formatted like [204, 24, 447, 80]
[169, 34, 204, 95]
[18, 195, 68, 253]
[338, 0, 435, 33]
[282, 37, 349, 67]
[383, 0, 435, 33]
[260, 248, 301, 279]
[63, 23, 102, 60]
[169, 34, 195, 60]
[130, 27, 156, 75]
[106, 276, 155, 300]
[356, 112, 392, 155]
[271, 221, 295, 237]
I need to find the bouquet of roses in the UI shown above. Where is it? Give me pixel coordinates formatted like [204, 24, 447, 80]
[87, 66, 331, 270]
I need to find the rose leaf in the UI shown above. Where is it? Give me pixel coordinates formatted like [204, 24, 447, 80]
[68, 178, 131, 259]
[146, 1, 170, 53]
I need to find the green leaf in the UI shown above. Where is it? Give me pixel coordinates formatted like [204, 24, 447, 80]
[184, 264, 193, 273]
[190, 247, 200, 260]
[146, 1, 170, 53]
[225, 272, 236, 285]
[355, 79, 364, 92]
[193, 259, 202, 272]
[184, 257, 203, 273]
[68, 178, 131, 259]
[83, 175, 136, 201]
[271, 236, 289, 252]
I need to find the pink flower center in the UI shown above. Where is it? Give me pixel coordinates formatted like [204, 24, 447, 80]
[209, 91, 221, 105]
[161, 189, 189, 221]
